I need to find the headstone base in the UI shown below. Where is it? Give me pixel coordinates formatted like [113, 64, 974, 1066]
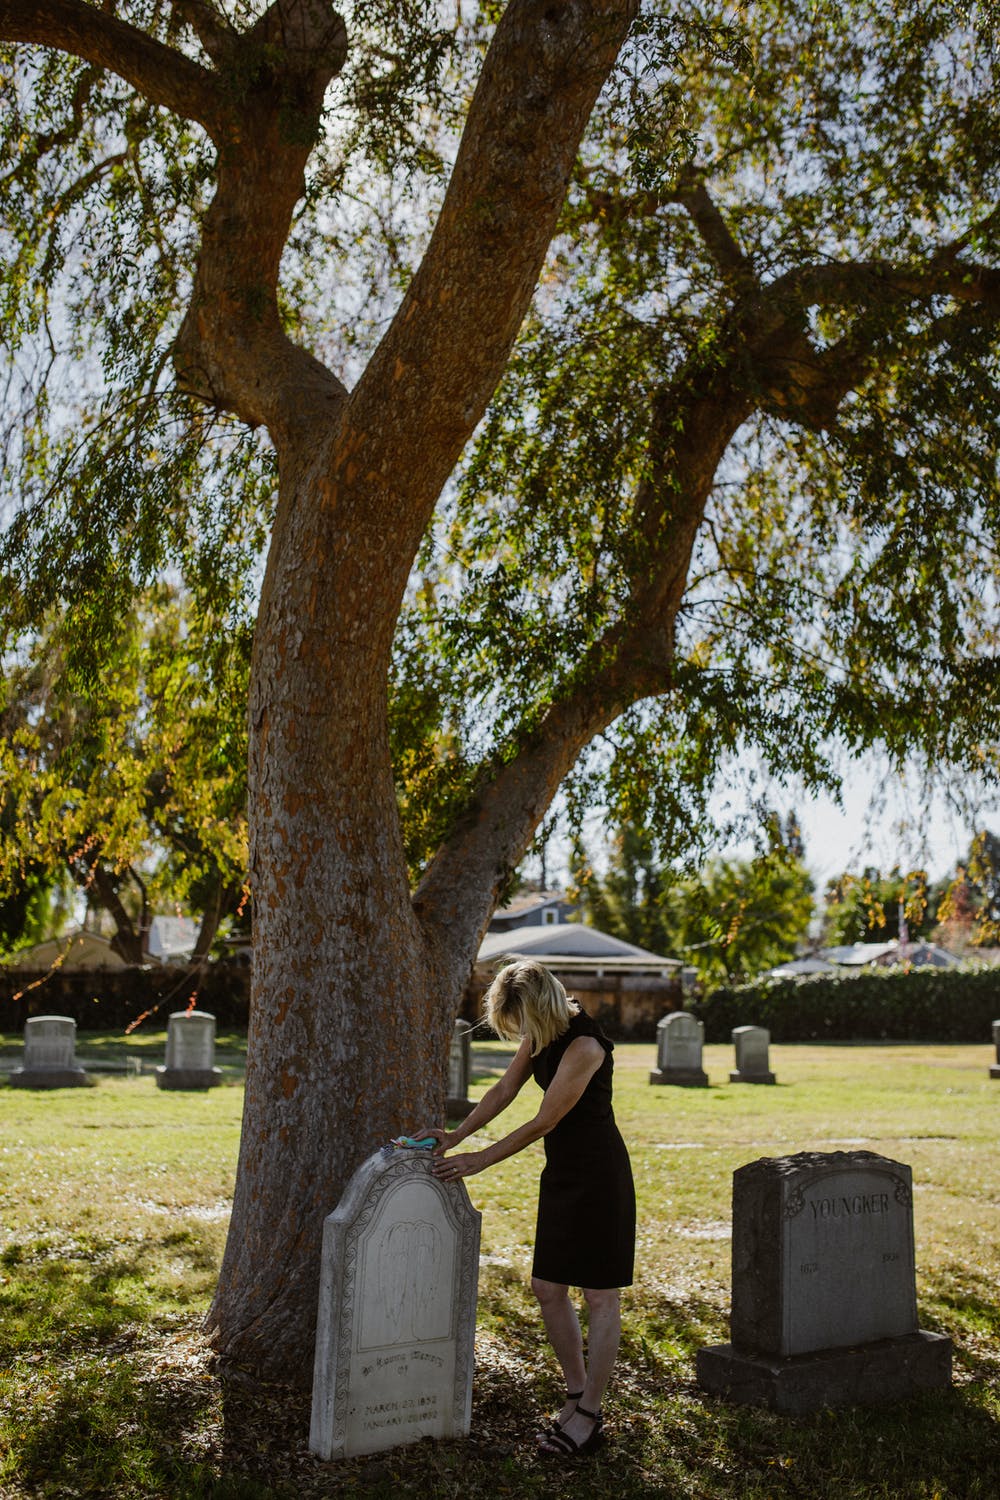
[9, 1067, 90, 1089]
[445, 1095, 475, 1118]
[990, 1065, 1000, 1079]
[649, 1067, 709, 1087]
[155, 1066, 222, 1090]
[696, 1330, 951, 1414]
[729, 1070, 776, 1085]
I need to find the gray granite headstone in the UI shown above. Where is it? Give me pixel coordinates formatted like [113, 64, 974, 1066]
[730, 1025, 776, 1085]
[991, 1019, 1000, 1080]
[445, 1021, 474, 1118]
[155, 1011, 222, 1090]
[10, 1016, 89, 1089]
[649, 1011, 708, 1086]
[310, 1147, 481, 1460]
[697, 1151, 951, 1412]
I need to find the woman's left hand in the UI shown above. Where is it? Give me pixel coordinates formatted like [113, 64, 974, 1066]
[432, 1151, 487, 1182]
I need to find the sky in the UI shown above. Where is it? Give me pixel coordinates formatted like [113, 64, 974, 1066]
[537, 750, 1000, 899]
[729, 757, 999, 890]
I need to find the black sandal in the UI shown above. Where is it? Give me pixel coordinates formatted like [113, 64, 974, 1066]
[535, 1390, 583, 1442]
[538, 1403, 604, 1458]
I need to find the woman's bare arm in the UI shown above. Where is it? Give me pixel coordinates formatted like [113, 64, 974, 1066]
[431, 1036, 604, 1181]
[413, 1035, 534, 1153]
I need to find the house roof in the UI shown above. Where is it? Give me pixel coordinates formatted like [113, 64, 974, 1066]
[494, 890, 568, 916]
[822, 943, 898, 966]
[821, 941, 959, 968]
[767, 957, 837, 978]
[2, 929, 128, 971]
[477, 923, 680, 971]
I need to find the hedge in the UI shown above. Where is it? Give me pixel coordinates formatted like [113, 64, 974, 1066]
[693, 963, 1000, 1043]
[4, 957, 998, 1044]
[0, 960, 251, 1033]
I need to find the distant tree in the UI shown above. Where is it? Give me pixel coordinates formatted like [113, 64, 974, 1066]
[823, 866, 932, 946]
[572, 811, 814, 978]
[0, 589, 248, 960]
[933, 829, 1000, 950]
[0, 848, 59, 953]
[968, 830, 1000, 936]
[580, 824, 676, 953]
[670, 851, 815, 984]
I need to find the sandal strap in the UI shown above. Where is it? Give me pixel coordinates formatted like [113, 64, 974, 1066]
[541, 1428, 583, 1455]
[575, 1404, 603, 1423]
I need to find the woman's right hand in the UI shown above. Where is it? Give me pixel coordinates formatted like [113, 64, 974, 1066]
[411, 1125, 454, 1156]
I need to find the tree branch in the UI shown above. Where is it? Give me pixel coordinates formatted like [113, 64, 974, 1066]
[413, 388, 745, 966]
[576, 162, 759, 290]
[330, 0, 641, 573]
[743, 248, 1000, 431]
[673, 168, 758, 289]
[768, 256, 1000, 314]
[170, 0, 234, 65]
[0, 0, 222, 134]
[165, 0, 350, 435]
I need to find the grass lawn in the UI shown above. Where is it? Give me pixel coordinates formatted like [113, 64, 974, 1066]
[1, 1036, 998, 1498]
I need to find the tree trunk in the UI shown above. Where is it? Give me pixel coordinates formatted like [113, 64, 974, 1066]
[205, 444, 466, 1382]
[199, 0, 643, 1381]
[87, 862, 145, 965]
[192, 876, 227, 962]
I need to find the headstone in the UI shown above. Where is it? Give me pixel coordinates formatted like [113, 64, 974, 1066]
[154, 1011, 222, 1090]
[730, 1025, 776, 1085]
[9, 1016, 89, 1089]
[445, 1021, 474, 1118]
[697, 1150, 952, 1412]
[649, 1011, 708, 1086]
[310, 1146, 481, 1460]
[991, 1020, 1000, 1080]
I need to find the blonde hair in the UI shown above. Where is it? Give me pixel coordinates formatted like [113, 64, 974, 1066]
[484, 959, 578, 1056]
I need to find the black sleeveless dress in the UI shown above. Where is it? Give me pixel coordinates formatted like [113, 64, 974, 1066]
[530, 1010, 636, 1289]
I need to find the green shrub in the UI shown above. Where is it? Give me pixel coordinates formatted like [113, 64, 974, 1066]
[694, 962, 1000, 1042]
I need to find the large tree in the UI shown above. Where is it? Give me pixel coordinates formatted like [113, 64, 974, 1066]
[2, 0, 999, 1385]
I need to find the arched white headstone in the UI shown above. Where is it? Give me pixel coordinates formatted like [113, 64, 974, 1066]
[310, 1147, 481, 1461]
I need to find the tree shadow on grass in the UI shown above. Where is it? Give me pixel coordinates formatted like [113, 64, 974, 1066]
[3, 1279, 999, 1500]
[1, 1327, 267, 1500]
[0, 1230, 217, 1356]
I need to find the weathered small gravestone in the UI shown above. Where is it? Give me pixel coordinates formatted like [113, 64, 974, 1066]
[155, 1011, 222, 1090]
[697, 1150, 952, 1412]
[730, 1025, 776, 1085]
[649, 1011, 708, 1087]
[446, 1021, 474, 1118]
[9, 1016, 89, 1089]
[310, 1147, 481, 1460]
[991, 1020, 1000, 1080]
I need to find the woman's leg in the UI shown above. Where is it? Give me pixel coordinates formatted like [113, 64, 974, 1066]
[579, 1285, 621, 1410]
[538, 1286, 621, 1453]
[531, 1276, 586, 1425]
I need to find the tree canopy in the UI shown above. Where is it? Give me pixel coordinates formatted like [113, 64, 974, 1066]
[409, 0, 1000, 858]
[4, 2, 999, 875]
[822, 864, 933, 946]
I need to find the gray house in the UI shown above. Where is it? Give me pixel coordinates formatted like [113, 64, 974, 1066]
[470, 895, 682, 1038]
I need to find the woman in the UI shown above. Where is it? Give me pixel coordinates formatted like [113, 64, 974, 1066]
[417, 959, 635, 1459]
